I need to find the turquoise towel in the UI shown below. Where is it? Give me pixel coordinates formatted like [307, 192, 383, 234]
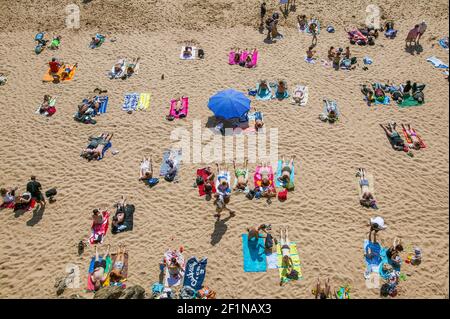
[275, 159, 295, 187]
[255, 83, 273, 101]
[242, 234, 267, 272]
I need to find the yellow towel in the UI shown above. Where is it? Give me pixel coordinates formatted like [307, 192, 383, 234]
[138, 93, 150, 110]
[277, 242, 302, 281]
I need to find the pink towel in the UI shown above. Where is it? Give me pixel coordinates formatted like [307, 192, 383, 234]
[229, 51, 237, 65]
[246, 50, 258, 68]
[89, 211, 110, 245]
[254, 166, 275, 191]
[240, 51, 249, 63]
[169, 97, 189, 118]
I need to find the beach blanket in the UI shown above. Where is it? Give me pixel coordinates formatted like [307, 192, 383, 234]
[89, 211, 110, 244]
[87, 254, 112, 292]
[106, 253, 129, 288]
[365, 95, 390, 106]
[110, 61, 126, 79]
[138, 93, 150, 111]
[42, 64, 77, 82]
[323, 99, 340, 121]
[122, 93, 139, 112]
[254, 165, 276, 193]
[255, 83, 273, 101]
[180, 46, 196, 60]
[266, 252, 278, 269]
[160, 149, 182, 181]
[183, 257, 208, 291]
[363, 240, 382, 277]
[426, 56, 449, 69]
[111, 204, 134, 234]
[96, 96, 109, 114]
[398, 96, 423, 108]
[305, 19, 320, 35]
[164, 250, 185, 287]
[277, 242, 302, 282]
[270, 83, 290, 100]
[275, 159, 295, 188]
[304, 56, 316, 64]
[291, 85, 309, 106]
[242, 234, 267, 272]
[401, 126, 426, 149]
[196, 168, 216, 196]
[169, 97, 189, 118]
[439, 38, 449, 50]
[378, 247, 401, 280]
[233, 168, 249, 193]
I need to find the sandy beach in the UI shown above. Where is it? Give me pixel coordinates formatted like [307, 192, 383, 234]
[0, 0, 448, 299]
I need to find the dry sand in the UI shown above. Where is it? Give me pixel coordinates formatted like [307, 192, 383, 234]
[0, 0, 448, 299]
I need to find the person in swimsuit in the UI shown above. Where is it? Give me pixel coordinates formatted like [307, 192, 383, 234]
[1, 187, 17, 207]
[60, 63, 77, 81]
[279, 227, 294, 285]
[258, 162, 276, 198]
[215, 163, 231, 201]
[247, 224, 271, 240]
[91, 244, 110, 291]
[109, 244, 127, 284]
[172, 96, 187, 116]
[306, 46, 316, 59]
[386, 237, 403, 267]
[361, 85, 376, 106]
[380, 122, 405, 151]
[112, 59, 125, 78]
[314, 278, 334, 299]
[123, 57, 140, 78]
[401, 124, 421, 150]
[233, 159, 248, 191]
[257, 80, 270, 97]
[253, 107, 264, 129]
[183, 46, 193, 58]
[92, 208, 105, 226]
[297, 15, 307, 31]
[327, 46, 335, 60]
[38, 95, 54, 114]
[278, 156, 295, 185]
[357, 168, 377, 209]
[82, 133, 113, 159]
[276, 80, 288, 99]
[139, 156, 153, 180]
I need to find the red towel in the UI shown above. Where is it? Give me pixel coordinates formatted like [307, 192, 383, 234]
[196, 168, 216, 196]
[89, 211, 110, 244]
[0, 201, 15, 209]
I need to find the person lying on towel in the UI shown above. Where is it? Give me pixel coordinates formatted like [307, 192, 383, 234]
[356, 168, 377, 209]
[380, 122, 406, 151]
[139, 156, 154, 181]
[109, 244, 127, 285]
[81, 132, 113, 160]
[215, 163, 231, 202]
[167, 256, 184, 279]
[91, 245, 110, 291]
[278, 156, 295, 189]
[173, 96, 187, 118]
[123, 57, 140, 79]
[233, 159, 249, 191]
[252, 107, 264, 129]
[258, 162, 276, 198]
[112, 196, 131, 233]
[401, 124, 422, 150]
[60, 63, 77, 81]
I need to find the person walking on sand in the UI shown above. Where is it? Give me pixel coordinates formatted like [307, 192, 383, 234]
[405, 25, 420, 47]
[417, 21, 427, 44]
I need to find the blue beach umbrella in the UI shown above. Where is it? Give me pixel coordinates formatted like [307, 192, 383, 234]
[207, 89, 251, 119]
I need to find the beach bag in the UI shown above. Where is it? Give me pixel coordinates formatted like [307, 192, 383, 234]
[180, 286, 196, 299]
[265, 233, 274, 250]
[278, 189, 287, 201]
[287, 269, 299, 280]
[198, 49, 205, 59]
[246, 189, 255, 200]
[45, 188, 57, 198]
[146, 178, 159, 187]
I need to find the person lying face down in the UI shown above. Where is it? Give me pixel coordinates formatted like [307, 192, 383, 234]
[401, 124, 421, 150]
[357, 168, 377, 209]
[233, 159, 248, 191]
[278, 156, 295, 184]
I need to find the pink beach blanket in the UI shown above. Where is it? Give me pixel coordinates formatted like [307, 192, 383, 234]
[89, 211, 110, 245]
[254, 165, 275, 191]
[169, 97, 189, 118]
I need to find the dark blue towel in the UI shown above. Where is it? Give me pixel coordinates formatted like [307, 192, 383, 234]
[183, 257, 208, 291]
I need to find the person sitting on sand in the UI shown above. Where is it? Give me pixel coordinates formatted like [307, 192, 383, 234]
[387, 237, 403, 267]
[60, 63, 77, 81]
[314, 278, 335, 299]
[247, 224, 271, 240]
[109, 244, 127, 285]
[91, 245, 110, 291]
[401, 124, 421, 150]
[253, 107, 264, 129]
[297, 15, 307, 30]
[49, 36, 62, 50]
[1, 187, 17, 207]
[233, 48, 242, 64]
[356, 168, 377, 209]
[244, 50, 256, 68]
[306, 46, 316, 59]
[92, 208, 105, 226]
[49, 58, 62, 74]
[327, 46, 335, 60]
[139, 156, 153, 181]
[37, 95, 55, 115]
[233, 159, 248, 191]
[278, 156, 295, 185]
[81, 133, 113, 160]
[123, 57, 140, 78]
[361, 85, 376, 105]
[380, 122, 405, 151]
[333, 51, 341, 68]
[405, 25, 420, 47]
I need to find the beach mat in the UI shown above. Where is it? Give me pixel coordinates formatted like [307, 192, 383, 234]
[89, 211, 110, 244]
[242, 234, 267, 272]
[106, 252, 129, 288]
[122, 93, 139, 112]
[87, 254, 112, 292]
[180, 47, 196, 60]
[275, 159, 295, 188]
[169, 97, 189, 118]
[277, 242, 302, 282]
[426, 56, 448, 69]
[138, 93, 150, 110]
[398, 96, 424, 108]
[160, 149, 182, 180]
[183, 257, 208, 291]
[196, 168, 217, 196]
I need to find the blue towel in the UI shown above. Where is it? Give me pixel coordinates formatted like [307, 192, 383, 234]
[439, 38, 449, 50]
[426, 56, 449, 69]
[374, 96, 390, 105]
[183, 257, 208, 291]
[378, 246, 401, 279]
[159, 149, 182, 177]
[364, 240, 382, 269]
[122, 93, 139, 111]
[275, 159, 295, 188]
[255, 83, 273, 101]
[97, 96, 109, 114]
[98, 141, 112, 161]
[242, 234, 267, 272]
[363, 57, 373, 65]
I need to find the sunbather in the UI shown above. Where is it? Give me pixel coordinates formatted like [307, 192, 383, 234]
[167, 256, 184, 278]
[279, 227, 294, 283]
[172, 96, 187, 117]
[109, 244, 127, 284]
[49, 36, 61, 50]
[37, 95, 56, 116]
[356, 168, 377, 209]
[314, 278, 334, 299]
[123, 57, 140, 78]
[401, 124, 421, 150]
[247, 224, 271, 240]
[292, 86, 306, 105]
[139, 156, 153, 180]
[380, 122, 405, 151]
[306, 46, 316, 59]
[244, 49, 257, 68]
[406, 25, 420, 47]
[387, 237, 403, 267]
[233, 159, 248, 191]
[49, 58, 62, 74]
[92, 208, 106, 226]
[323, 99, 338, 122]
[215, 163, 231, 202]
[111, 59, 125, 78]
[275, 80, 288, 99]
[91, 244, 110, 291]
[258, 162, 276, 198]
[253, 107, 264, 129]
[183, 46, 193, 59]
[81, 133, 113, 160]
[278, 156, 295, 185]
[412, 90, 424, 103]
[257, 80, 270, 96]
[297, 15, 307, 30]
[327, 46, 335, 60]
[60, 63, 77, 81]
[164, 152, 178, 182]
[361, 85, 375, 105]
[1, 187, 17, 207]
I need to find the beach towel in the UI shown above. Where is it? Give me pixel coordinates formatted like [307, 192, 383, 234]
[42, 64, 77, 82]
[229, 51, 238, 65]
[122, 93, 139, 112]
[291, 85, 308, 106]
[306, 19, 320, 35]
[106, 252, 129, 288]
[169, 97, 189, 119]
[97, 141, 112, 161]
[164, 250, 185, 287]
[89, 211, 110, 244]
[426, 56, 449, 69]
[110, 60, 126, 79]
[378, 247, 401, 280]
[242, 234, 267, 272]
[277, 242, 302, 282]
[398, 96, 423, 108]
[363, 240, 382, 277]
[196, 168, 217, 196]
[266, 252, 278, 269]
[401, 126, 426, 149]
[96, 96, 109, 114]
[138, 93, 150, 111]
[111, 204, 134, 234]
[270, 83, 290, 100]
[255, 83, 273, 101]
[160, 149, 182, 181]
[180, 46, 196, 60]
[304, 56, 316, 64]
[275, 159, 295, 188]
[254, 165, 276, 193]
[183, 257, 208, 291]
[356, 172, 374, 199]
[0, 201, 15, 209]
[439, 38, 449, 50]
[87, 254, 112, 292]
[323, 99, 340, 121]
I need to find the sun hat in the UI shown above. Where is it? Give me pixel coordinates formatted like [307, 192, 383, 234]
[370, 216, 387, 230]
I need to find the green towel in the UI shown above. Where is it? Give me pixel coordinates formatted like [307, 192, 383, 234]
[398, 96, 423, 108]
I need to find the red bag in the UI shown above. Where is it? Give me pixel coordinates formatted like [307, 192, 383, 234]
[278, 189, 287, 201]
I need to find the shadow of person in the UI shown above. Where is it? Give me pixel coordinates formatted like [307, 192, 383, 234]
[415, 44, 424, 54]
[26, 204, 45, 227]
[263, 37, 275, 45]
[210, 212, 234, 246]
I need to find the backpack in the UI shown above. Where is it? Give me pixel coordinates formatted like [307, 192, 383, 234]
[196, 176, 204, 186]
[287, 269, 299, 280]
[265, 233, 274, 250]
[278, 189, 288, 201]
[146, 178, 159, 187]
[45, 188, 57, 198]
[246, 189, 255, 200]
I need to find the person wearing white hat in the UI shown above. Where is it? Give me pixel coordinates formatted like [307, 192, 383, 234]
[370, 216, 387, 231]
[417, 21, 427, 43]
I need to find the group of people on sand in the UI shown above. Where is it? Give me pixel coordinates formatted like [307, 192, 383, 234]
[48, 58, 77, 80]
[110, 57, 140, 79]
[230, 48, 258, 68]
[262, 7, 283, 41]
[380, 122, 424, 153]
[90, 244, 127, 291]
[139, 152, 178, 185]
[74, 88, 108, 124]
[361, 80, 425, 106]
